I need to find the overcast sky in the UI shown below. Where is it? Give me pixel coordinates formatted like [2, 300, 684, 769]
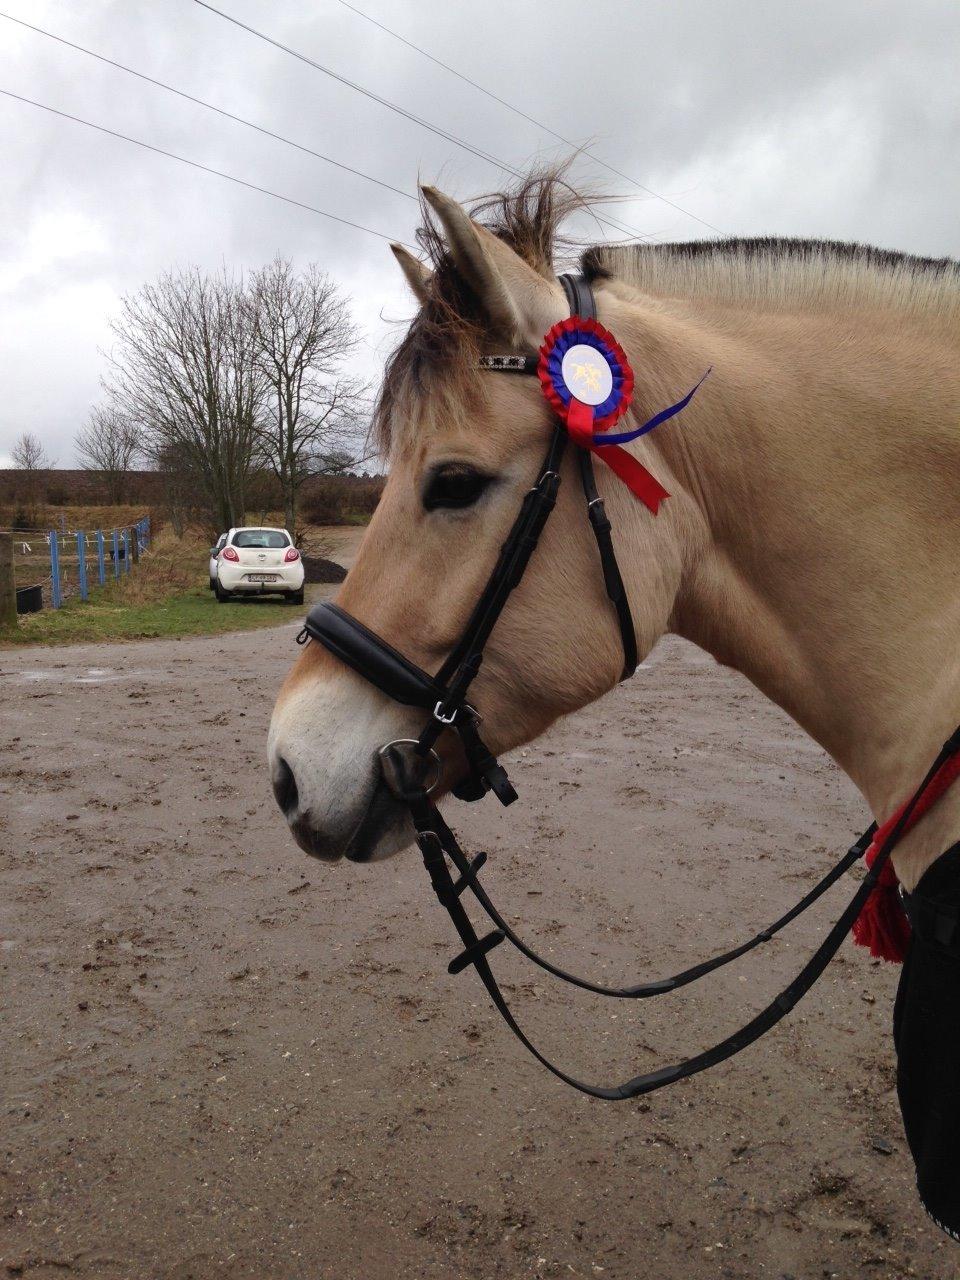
[1, 0, 958, 467]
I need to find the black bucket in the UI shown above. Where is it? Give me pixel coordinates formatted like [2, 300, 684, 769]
[16, 584, 43, 614]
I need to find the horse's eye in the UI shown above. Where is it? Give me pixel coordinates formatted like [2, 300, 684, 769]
[423, 465, 492, 512]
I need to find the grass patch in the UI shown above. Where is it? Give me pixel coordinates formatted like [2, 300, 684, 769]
[4, 589, 297, 646]
[2, 529, 301, 647]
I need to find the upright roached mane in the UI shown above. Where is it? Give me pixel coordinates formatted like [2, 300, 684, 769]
[586, 236, 960, 320]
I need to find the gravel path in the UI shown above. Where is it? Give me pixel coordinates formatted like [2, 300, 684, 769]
[1, 614, 953, 1278]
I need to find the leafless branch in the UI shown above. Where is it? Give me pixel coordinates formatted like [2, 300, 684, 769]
[75, 405, 140, 504]
[11, 431, 54, 471]
[105, 267, 265, 531]
[249, 257, 367, 530]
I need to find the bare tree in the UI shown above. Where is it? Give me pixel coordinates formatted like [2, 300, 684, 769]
[75, 405, 140, 504]
[12, 431, 53, 472]
[250, 258, 366, 532]
[106, 268, 263, 532]
[316, 448, 358, 476]
[11, 431, 54, 514]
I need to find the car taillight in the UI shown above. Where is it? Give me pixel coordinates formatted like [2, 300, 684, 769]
[221, 546, 239, 562]
[284, 548, 300, 562]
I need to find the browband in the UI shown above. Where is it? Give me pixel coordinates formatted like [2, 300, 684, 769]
[478, 354, 538, 374]
[477, 277, 594, 375]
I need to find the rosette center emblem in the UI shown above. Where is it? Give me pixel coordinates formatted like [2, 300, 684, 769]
[560, 344, 614, 407]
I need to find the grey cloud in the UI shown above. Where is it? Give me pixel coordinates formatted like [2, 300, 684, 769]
[0, 0, 957, 464]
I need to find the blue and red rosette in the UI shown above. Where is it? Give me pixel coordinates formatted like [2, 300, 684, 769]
[537, 315, 709, 515]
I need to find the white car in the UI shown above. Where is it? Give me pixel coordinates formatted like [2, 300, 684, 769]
[215, 526, 305, 604]
[209, 532, 227, 589]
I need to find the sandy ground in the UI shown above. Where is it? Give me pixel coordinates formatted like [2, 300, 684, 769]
[2, 559, 956, 1277]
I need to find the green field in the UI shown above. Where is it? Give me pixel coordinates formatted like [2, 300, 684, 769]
[3, 587, 298, 646]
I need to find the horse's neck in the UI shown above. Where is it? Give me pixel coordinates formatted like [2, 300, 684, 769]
[645, 299, 960, 888]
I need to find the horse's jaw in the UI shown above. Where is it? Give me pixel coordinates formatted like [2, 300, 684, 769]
[268, 668, 420, 864]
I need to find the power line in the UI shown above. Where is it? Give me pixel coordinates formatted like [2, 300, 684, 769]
[2, 9, 643, 249]
[0, 10, 416, 205]
[0, 88, 415, 247]
[192, 0, 652, 244]
[333, 0, 726, 237]
[194, 1, 518, 176]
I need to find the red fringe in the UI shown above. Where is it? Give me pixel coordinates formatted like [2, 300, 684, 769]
[850, 853, 911, 962]
[852, 750, 960, 963]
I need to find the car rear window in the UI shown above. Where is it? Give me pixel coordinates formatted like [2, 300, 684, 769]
[233, 530, 290, 549]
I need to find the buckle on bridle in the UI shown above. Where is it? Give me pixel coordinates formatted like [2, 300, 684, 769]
[534, 469, 559, 489]
[433, 700, 458, 725]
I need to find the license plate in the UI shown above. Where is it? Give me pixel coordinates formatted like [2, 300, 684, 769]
[247, 573, 278, 582]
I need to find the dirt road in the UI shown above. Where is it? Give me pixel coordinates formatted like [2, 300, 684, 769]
[1, 605, 954, 1277]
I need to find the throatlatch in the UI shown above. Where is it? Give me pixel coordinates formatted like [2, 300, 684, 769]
[296, 274, 960, 1102]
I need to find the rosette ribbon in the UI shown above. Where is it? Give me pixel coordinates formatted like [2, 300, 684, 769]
[537, 316, 710, 515]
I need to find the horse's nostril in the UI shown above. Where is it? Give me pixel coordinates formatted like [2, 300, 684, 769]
[273, 756, 299, 816]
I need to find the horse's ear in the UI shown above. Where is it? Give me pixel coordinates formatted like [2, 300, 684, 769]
[421, 185, 561, 345]
[390, 244, 432, 306]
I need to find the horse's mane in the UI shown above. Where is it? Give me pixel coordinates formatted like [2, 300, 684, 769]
[377, 166, 958, 453]
[585, 236, 960, 322]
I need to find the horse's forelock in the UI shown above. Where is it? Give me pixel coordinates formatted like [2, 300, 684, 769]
[375, 308, 485, 458]
[376, 164, 590, 456]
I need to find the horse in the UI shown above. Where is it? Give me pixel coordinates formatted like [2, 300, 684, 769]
[268, 169, 960, 1235]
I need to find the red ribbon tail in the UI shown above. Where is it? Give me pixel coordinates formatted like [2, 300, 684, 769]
[596, 445, 670, 514]
[566, 398, 670, 515]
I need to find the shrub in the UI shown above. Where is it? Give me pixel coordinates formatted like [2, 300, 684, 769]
[300, 474, 383, 525]
[302, 481, 345, 525]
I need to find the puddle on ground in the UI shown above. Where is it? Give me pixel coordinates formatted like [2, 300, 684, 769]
[4, 667, 150, 687]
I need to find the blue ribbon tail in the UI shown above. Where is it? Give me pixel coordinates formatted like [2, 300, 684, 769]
[592, 367, 712, 447]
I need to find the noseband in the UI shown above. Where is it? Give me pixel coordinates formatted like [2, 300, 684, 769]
[296, 274, 960, 1100]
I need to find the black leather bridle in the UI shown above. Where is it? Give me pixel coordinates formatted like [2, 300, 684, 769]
[296, 274, 955, 1099]
[302, 276, 635, 807]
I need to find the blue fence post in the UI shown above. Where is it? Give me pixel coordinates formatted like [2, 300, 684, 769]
[123, 529, 131, 573]
[111, 528, 120, 579]
[143, 516, 150, 549]
[96, 530, 106, 585]
[77, 531, 88, 601]
[50, 531, 62, 609]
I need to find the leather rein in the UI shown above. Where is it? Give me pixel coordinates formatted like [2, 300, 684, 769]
[296, 273, 959, 1100]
